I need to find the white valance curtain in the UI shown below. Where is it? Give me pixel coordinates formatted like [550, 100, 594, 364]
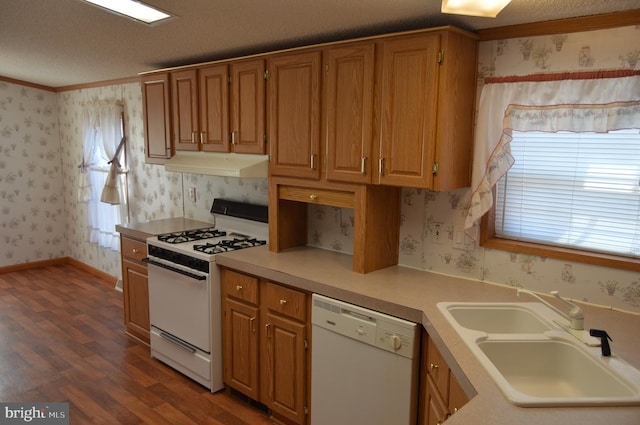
[465, 74, 640, 233]
[78, 99, 127, 250]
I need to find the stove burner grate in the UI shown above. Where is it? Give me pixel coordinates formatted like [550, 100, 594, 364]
[157, 227, 226, 244]
[193, 238, 267, 255]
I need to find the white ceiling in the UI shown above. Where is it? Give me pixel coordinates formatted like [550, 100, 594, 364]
[1, 0, 639, 88]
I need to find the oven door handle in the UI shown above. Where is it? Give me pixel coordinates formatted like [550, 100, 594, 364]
[159, 331, 197, 353]
[142, 258, 207, 281]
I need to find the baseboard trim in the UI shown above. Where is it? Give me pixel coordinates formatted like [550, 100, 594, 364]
[0, 257, 118, 285]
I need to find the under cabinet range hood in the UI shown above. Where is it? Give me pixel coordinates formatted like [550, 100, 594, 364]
[164, 151, 269, 178]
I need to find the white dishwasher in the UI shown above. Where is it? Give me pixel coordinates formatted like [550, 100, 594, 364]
[311, 294, 419, 425]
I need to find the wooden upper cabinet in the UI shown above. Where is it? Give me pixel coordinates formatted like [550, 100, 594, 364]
[325, 42, 375, 184]
[199, 64, 230, 152]
[375, 29, 477, 190]
[268, 50, 322, 179]
[376, 32, 440, 188]
[141, 73, 172, 163]
[171, 66, 229, 152]
[231, 59, 266, 154]
[171, 69, 200, 151]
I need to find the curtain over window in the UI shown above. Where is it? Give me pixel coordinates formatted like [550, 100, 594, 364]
[465, 74, 640, 239]
[78, 100, 127, 251]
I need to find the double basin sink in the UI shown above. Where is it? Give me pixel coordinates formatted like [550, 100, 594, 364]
[437, 301, 640, 407]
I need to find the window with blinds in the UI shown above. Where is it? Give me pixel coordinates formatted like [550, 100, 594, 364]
[495, 129, 640, 258]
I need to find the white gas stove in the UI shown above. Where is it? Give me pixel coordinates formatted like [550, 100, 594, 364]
[144, 199, 268, 391]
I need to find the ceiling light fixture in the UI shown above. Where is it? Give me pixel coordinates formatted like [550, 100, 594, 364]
[82, 0, 172, 25]
[441, 0, 511, 18]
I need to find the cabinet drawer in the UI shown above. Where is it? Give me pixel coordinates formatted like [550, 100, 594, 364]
[263, 281, 307, 322]
[426, 336, 450, 402]
[121, 237, 147, 264]
[222, 269, 259, 305]
[279, 185, 355, 208]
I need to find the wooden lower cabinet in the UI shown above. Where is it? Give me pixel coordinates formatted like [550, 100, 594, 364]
[120, 236, 150, 344]
[419, 330, 470, 425]
[221, 268, 309, 425]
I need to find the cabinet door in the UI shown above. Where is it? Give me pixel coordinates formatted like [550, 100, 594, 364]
[425, 374, 450, 425]
[122, 259, 150, 343]
[325, 42, 375, 183]
[231, 59, 266, 154]
[141, 73, 172, 163]
[377, 33, 440, 188]
[268, 50, 321, 179]
[262, 311, 307, 425]
[199, 65, 229, 152]
[171, 69, 200, 151]
[223, 297, 260, 400]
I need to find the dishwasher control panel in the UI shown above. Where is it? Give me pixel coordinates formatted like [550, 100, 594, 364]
[312, 294, 417, 359]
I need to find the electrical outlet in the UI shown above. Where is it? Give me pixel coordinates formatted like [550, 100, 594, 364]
[188, 187, 197, 202]
[432, 222, 443, 244]
[453, 225, 475, 251]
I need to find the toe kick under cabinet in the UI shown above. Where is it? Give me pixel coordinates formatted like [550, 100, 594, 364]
[221, 268, 310, 425]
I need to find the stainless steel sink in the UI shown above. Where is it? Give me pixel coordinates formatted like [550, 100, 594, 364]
[437, 301, 640, 406]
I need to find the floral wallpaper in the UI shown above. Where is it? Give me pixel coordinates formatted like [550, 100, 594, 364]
[1, 24, 639, 313]
[0, 82, 65, 266]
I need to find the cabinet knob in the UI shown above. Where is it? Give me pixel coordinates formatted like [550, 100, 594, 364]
[132, 248, 139, 254]
[309, 194, 317, 201]
[236, 285, 243, 291]
[279, 299, 287, 305]
[430, 363, 439, 370]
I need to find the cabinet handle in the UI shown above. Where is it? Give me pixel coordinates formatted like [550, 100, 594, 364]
[361, 157, 367, 174]
[378, 157, 384, 176]
[250, 317, 256, 333]
[309, 194, 317, 201]
[430, 363, 439, 370]
[279, 299, 287, 305]
[191, 132, 197, 144]
[265, 323, 272, 338]
[231, 131, 238, 145]
[235, 285, 243, 291]
[200, 132, 206, 144]
[310, 154, 317, 170]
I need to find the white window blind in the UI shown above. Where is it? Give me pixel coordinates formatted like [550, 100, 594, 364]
[495, 129, 640, 258]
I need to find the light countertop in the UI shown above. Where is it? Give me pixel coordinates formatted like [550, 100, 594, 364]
[115, 217, 213, 241]
[215, 245, 640, 425]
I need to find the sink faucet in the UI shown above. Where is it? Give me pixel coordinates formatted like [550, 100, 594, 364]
[516, 289, 584, 330]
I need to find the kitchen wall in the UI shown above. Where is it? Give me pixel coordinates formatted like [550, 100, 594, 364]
[1, 24, 638, 313]
[0, 82, 64, 266]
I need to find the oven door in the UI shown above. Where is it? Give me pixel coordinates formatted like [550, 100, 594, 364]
[147, 258, 211, 353]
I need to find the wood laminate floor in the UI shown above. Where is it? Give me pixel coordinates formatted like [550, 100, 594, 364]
[0, 264, 273, 425]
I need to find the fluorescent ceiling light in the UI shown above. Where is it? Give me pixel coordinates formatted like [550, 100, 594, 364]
[441, 0, 511, 18]
[83, 0, 172, 24]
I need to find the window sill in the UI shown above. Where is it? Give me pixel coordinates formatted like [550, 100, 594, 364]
[481, 237, 640, 273]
